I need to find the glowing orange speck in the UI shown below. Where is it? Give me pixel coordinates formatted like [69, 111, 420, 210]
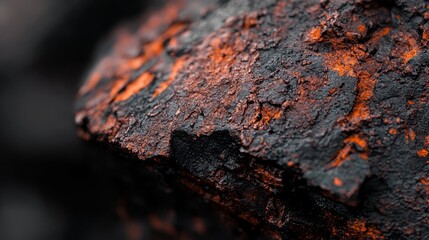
[424, 136, 429, 146]
[333, 177, 343, 187]
[417, 149, 429, 158]
[115, 72, 154, 102]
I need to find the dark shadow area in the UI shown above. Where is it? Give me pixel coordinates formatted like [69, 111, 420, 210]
[0, 1, 242, 239]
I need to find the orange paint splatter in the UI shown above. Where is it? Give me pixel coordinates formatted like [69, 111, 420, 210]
[152, 57, 186, 98]
[115, 72, 154, 102]
[417, 149, 429, 158]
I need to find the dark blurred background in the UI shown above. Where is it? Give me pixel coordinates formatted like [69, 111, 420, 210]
[0, 1, 247, 239]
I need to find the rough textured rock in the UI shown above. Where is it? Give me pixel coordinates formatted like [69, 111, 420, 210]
[75, 0, 429, 238]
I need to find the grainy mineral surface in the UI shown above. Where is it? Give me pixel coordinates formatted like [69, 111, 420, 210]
[76, 0, 429, 238]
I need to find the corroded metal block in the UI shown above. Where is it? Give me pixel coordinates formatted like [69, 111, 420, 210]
[75, 0, 429, 238]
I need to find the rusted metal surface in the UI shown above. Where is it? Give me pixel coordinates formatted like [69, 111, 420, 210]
[75, 0, 429, 238]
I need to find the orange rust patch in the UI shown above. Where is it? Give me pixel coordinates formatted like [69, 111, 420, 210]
[329, 134, 368, 168]
[418, 149, 429, 158]
[327, 27, 392, 126]
[405, 128, 416, 142]
[325, 49, 359, 77]
[152, 57, 186, 98]
[115, 72, 154, 102]
[347, 102, 371, 124]
[347, 219, 384, 239]
[307, 27, 322, 42]
[109, 78, 128, 98]
[400, 34, 420, 64]
[345, 134, 368, 150]
[244, 12, 258, 29]
[423, 28, 429, 41]
[424, 136, 429, 146]
[144, 22, 187, 57]
[137, 0, 184, 35]
[347, 72, 376, 124]
[368, 27, 391, 45]
[389, 128, 398, 135]
[254, 167, 283, 188]
[87, 20, 188, 98]
[357, 25, 367, 34]
[330, 145, 352, 168]
[333, 177, 343, 187]
[80, 72, 102, 95]
[274, 1, 287, 17]
[260, 106, 282, 125]
[209, 38, 236, 70]
[420, 178, 429, 205]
